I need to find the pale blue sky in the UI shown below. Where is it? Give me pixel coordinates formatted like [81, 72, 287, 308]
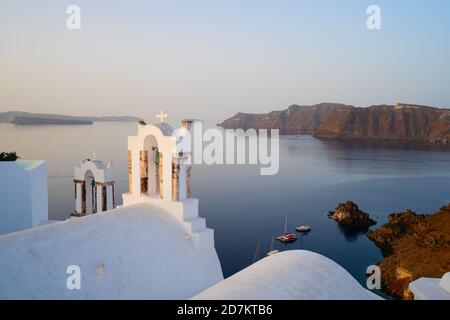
[1, 0, 449, 123]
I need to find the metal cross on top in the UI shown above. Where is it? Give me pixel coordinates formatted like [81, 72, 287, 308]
[156, 110, 168, 123]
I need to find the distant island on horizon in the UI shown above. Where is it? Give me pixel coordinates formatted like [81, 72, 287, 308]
[219, 103, 450, 145]
[0, 111, 142, 125]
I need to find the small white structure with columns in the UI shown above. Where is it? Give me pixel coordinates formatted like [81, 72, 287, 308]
[73, 159, 115, 216]
[122, 117, 214, 249]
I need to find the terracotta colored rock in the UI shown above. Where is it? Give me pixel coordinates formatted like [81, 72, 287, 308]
[367, 205, 450, 299]
[219, 103, 450, 144]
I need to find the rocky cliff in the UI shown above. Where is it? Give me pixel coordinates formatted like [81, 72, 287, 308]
[219, 103, 450, 144]
[367, 205, 450, 299]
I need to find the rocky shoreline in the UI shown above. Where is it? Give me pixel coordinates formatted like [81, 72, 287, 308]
[367, 205, 450, 299]
[327, 201, 450, 299]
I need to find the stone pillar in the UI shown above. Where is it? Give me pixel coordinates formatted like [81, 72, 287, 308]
[112, 183, 115, 208]
[95, 182, 114, 213]
[131, 149, 141, 195]
[155, 152, 160, 195]
[91, 182, 96, 214]
[148, 149, 157, 195]
[106, 185, 113, 210]
[172, 160, 180, 201]
[179, 162, 187, 200]
[159, 153, 164, 199]
[140, 150, 148, 194]
[102, 186, 107, 211]
[186, 166, 192, 198]
[75, 181, 82, 214]
[81, 181, 86, 215]
[172, 154, 188, 201]
[128, 150, 132, 193]
[96, 184, 103, 213]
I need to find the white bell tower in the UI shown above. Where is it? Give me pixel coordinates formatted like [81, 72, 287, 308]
[122, 115, 214, 250]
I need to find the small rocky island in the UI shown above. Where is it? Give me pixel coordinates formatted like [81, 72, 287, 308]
[0, 111, 142, 125]
[328, 201, 376, 230]
[367, 205, 450, 300]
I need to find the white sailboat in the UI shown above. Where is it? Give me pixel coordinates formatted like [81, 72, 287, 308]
[253, 239, 261, 264]
[267, 236, 279, 256]
[296, 210, 312, 232]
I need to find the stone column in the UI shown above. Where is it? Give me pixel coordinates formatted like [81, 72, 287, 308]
[75, 181, 83, 214]
[102, 186, 107, 211]
[172, 154, 188, 201]
[128, 150, 132, 193]
[112, 182, 115, 208]
[186, 165, 192, 198]
[131, 149, 141, 195]
[178, 162, 187, 200]
[81, 181, 86, 215]
[148, 148, 157, 195]
[96, 184, 103, 213]
[140, 150, 148, 194]
[155, 152, 160, 195]
[106, 185, 114, 210]
[91, 182, 96, 214]
[172, 160, 180, 201]
[159, 153, 164, 199]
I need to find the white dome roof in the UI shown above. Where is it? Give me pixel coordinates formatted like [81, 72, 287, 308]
[0, 203, 223, 299]
[153, 122, 174, 136]
[193, 250, 382, 300]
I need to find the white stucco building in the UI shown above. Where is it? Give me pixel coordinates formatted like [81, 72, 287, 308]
[0, 160, 48, 235]
[409, 273, 450, 300]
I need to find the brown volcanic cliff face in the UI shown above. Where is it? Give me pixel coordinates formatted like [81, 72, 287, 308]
[367, 206, 450, 300]
[219, 103, 450, 143]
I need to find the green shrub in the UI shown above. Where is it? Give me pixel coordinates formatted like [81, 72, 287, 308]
[0, 152, 20, 161]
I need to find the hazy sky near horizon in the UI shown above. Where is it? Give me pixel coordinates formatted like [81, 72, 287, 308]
[1, 0, 450, 123]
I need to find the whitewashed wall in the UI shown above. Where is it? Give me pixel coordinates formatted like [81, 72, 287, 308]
[0, 161, 48, 235]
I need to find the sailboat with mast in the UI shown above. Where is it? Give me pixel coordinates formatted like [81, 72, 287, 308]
[296, 210, 312, 233]
[267, 236, 279, 256]
[276, 214, 297, 243]
[253, 239, 261, 264]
